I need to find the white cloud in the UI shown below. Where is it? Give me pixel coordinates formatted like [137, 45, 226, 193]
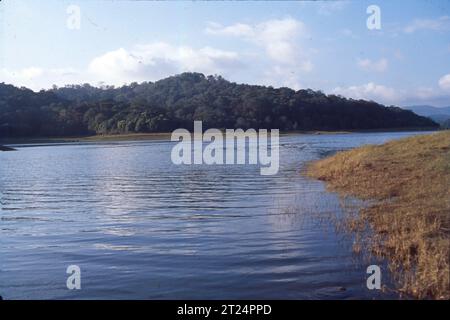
[401, 87, 450, 107]
[1, 42, 242, 89]
[205, 22, 254, 38]
[438, 73, 450, 91]
[333, 77, 450, 107]
[333, 82, 399, 103]
[87, 42, 242, 85]
[0, 67, 80, 89]
[1, 67, 43, 81]
[2, 17, 314, 91]
[261, 65, 308, 90]
[404, 16, 450, 33]
[206, 17, 312, 69]
[206, 17, 313, 90]
[88, 48, 148, 82]
[316, 1, 348, 16]
[357, 58, 388, 72]
[414, 87, 438, 99]
[19, 67, 44, 79]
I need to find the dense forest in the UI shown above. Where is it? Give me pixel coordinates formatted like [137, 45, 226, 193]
[0, 72, 438, 138]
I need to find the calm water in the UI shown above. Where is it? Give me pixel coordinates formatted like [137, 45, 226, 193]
[0, 131, 428, 299]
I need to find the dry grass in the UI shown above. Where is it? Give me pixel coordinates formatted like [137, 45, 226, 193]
[307, 130, 450, 299]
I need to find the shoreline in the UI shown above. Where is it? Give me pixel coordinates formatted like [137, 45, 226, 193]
[306, 130, 450, 299]
[0, 145, 16, 151]
[0, 127, 439, 146]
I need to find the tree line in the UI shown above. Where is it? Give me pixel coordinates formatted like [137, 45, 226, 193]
[0, 72, 438, 138]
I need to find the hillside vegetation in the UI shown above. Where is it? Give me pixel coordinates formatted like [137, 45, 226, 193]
[0, 73, 438, 138]
[308, 131, 450, 299]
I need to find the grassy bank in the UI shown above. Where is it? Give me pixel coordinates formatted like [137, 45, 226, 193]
[307, 131, 450, 299]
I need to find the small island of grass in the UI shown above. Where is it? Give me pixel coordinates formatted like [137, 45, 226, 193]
[307, 130, 450, 299]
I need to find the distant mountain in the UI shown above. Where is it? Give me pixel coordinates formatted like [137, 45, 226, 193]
[403, 105, 450, 125]
[0, 73, 439, 138]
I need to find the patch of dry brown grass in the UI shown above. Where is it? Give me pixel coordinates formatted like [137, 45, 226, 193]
[307, 131, 450, 299]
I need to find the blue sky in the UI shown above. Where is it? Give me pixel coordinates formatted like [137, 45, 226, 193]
[1, 0, 450, 106]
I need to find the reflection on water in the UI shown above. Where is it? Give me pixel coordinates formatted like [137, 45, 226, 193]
[0, 131, 428, 299]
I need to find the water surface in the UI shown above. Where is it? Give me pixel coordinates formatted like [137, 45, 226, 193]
[0, 131, 427, 299]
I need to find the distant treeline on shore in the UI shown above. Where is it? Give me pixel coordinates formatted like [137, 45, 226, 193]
[0, 72, 438, 138]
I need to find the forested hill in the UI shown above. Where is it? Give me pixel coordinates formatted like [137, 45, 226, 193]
[0, 72, 438, 138]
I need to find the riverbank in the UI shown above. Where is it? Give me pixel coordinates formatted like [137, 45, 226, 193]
[0, 145, 16, 151]
[0, 133, 173, 145]
[0, 127, 439, 145]
[307, 130, 450, 299]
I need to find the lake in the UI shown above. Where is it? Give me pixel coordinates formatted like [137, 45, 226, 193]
[0, 131, 428, 299]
